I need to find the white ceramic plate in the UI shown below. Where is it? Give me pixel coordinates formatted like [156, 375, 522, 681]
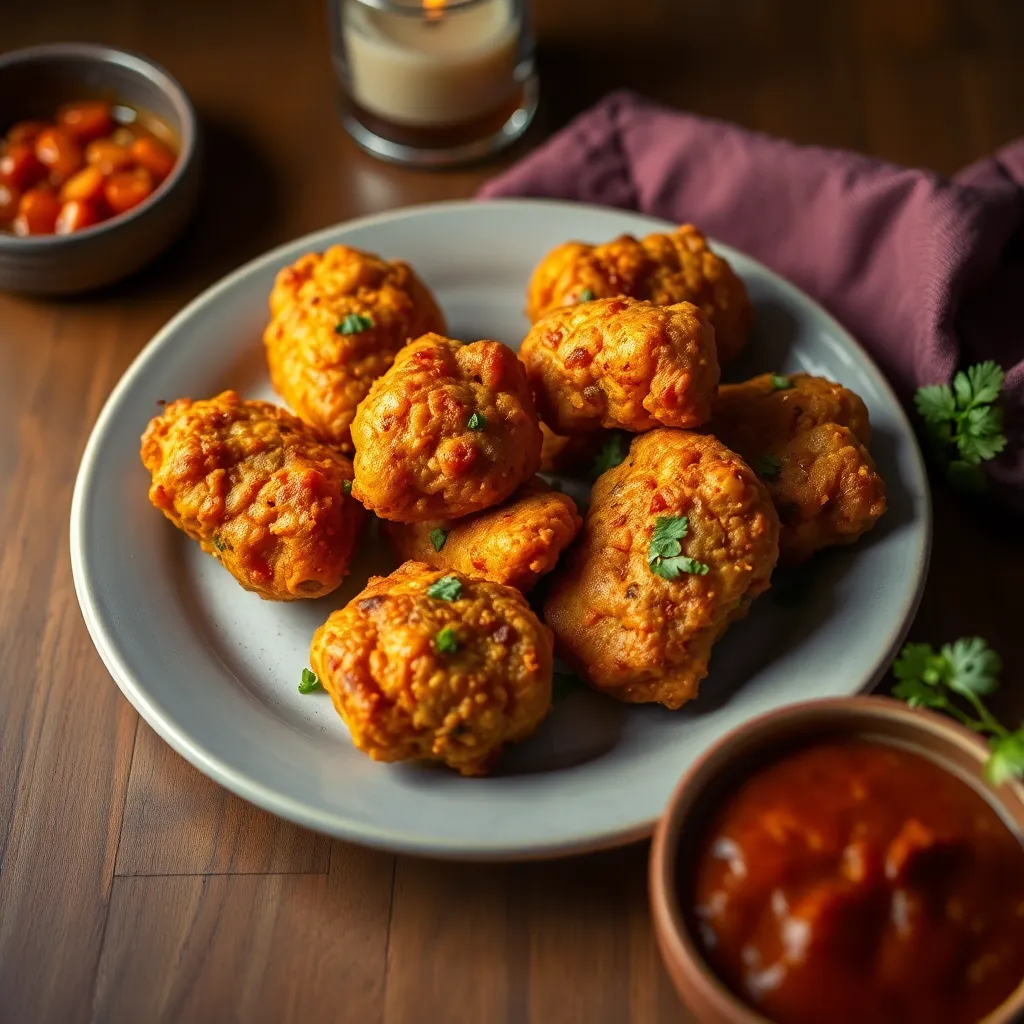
[71, 200, 931, 860]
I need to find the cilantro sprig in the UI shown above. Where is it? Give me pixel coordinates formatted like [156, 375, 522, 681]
[299, 668, 323, 694]
[427, 575, 462, 601]
[429, 528, 448, 552]
[648, 515, 709, 580]
[591, 432, 629, 478]
[914, 361, 1006, 490]
[467, 412, 486, 431]
[893, 637, 1024, 784]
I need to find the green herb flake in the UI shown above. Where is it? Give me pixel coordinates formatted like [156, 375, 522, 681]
[342, 480, 353, 496]
[429, 528, 448, 552]
[893, 636, 1024, 784]
[647, 515, 710, 580]
[212, 535, 228, 553]
[770, 373, 793, 391]
[467, 412, 486, 431]
[755, 454, 782, 479]
[335, 313, 374, 335]
[579, 288, 595, 302]
[591, 432, 629, 478]
[427, 575, 462, 601]
[435, 626, 459, 654]
[299, 668, 323, 694]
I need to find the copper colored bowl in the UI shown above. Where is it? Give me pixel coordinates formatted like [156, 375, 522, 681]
[648, 696, 1024, 1024]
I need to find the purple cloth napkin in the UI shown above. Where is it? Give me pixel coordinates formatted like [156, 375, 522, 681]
[479, 90, 1024, 489]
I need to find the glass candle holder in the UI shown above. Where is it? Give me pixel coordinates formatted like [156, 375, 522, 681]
[328, 0, 537, 167]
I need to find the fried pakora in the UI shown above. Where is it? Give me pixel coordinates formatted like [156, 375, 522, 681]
[309, 561, 554, 775]
[710, 373, 885, 563]
[526, 224, 752, 362]
[519, 296, 719, 434]
[351, 334, 543, 522]
[543, 430, 779, 709]
[264, 244, 447, 452]
[384, 478, 582, 592]
[140, 390, 366, 600]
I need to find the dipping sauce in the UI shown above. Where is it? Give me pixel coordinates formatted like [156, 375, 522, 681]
[0, 101, 177, 236]
[687, 740, 1024, 1024]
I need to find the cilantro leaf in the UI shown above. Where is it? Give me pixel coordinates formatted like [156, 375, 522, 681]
[435, 627, 459, 654]
[893, 643, 945, 686]
[892, 677, 947, 710]
[941, 637, 1002, 696]
[966, 361, 1005, 407]
[467, 412, 486, 431]
[299, 668, 322, 694]
[552, 671, 580, 701]
[953, 370, 974, 411]
[986, 731, 1024, 786]
[755, 454, 781, 479]
[579, 288, 595, 302]
[427, 575, 462, 601]
[212, 534, 228, 553]
[770, 373, 793, 391]
[914, 384, 956, 424]
[336, 313, 374, 335]
[342, 479, 353, 496]
[429, 528, 448, 552]
[591, 432, 629, 477]
[648, 515, 709, 579]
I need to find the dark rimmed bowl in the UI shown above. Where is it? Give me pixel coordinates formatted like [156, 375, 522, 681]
[0, 42, 200, 294]
[649, 696, 1024, 1024]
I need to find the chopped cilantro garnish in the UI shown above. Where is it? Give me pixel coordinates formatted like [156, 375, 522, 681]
[299, 668, 322, 694]
[755, 454, 781, 479]
[336, 313, 374, 335]
[342, 480, 353, 496]
[770, 373, 793, 390]
[648, 515, 710, 580]
[591, 432, 629, 478]
[429, 528, 448, 552]
[467, 412, 486, 431]
[435, 627, 459, 654]
[427, 575, 462, 601]
[579, 288, 595, 302]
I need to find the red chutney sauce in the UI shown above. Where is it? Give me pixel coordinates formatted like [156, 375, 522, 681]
[686, 739, 1024, 1024]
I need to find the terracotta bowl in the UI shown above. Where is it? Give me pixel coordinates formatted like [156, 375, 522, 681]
[0, 42, 200, 295]
[649, 696, 1024, 1024]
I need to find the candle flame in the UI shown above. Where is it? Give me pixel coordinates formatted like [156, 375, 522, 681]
[423, 0, 446, 21]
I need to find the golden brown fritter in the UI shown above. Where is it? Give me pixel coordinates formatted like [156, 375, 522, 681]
[712, 372, 872, 448]
[526, 224, 752, 362]
[519, 297, 719, 434]
[383, 478, 582, 592]
[351, 334, 543, 522]
[710, 374, 885, 563]
[309, 561, 554, 775]
[544, 430, 779, 709]
[140, 390, 366, 600]
[264, 245, 447, 452]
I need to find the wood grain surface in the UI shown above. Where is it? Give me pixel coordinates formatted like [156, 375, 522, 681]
[1, 0, 1022, 1021]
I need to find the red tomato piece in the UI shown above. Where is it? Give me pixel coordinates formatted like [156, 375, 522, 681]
[55, 199, 101, 234]
[57, 101, 115, 144]
[13, 187, 60, 236]
[34, 127, 83, 181]
[59, 165, 106, 204]
[129, 136, 176, 182]
[85, 138, 134, 176]
[103, 167, 154, 215]
[6, 120, 47, 146]
[0, 143, 46, 190]
[0, 182, 20, 221]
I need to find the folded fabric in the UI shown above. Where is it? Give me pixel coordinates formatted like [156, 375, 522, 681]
[479, 90, 1024, 489]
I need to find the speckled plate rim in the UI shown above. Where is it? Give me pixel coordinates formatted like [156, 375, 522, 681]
[70, 198, 932, 860]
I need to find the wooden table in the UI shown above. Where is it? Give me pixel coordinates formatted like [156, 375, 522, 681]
[2, 1, 1022, 1020]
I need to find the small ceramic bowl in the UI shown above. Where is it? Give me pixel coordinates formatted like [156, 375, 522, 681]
[0, 42, 200, 295]
[649, 696, 1024, 1024]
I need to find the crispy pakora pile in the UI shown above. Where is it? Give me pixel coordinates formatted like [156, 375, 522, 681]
[351, 334, 543, 522]
[264, 244, 447, 452]
[309, 561, 554, 775]
[526, 224, 752, 362]
[384, 478, 582, 592]
[544, 430, 780, 709]
[710, 373, 885, 563]
[140, 390, 366, 600]
[519, 297, 719, 434]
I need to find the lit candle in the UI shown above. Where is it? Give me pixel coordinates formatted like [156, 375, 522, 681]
[343, 0, 520, 128]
